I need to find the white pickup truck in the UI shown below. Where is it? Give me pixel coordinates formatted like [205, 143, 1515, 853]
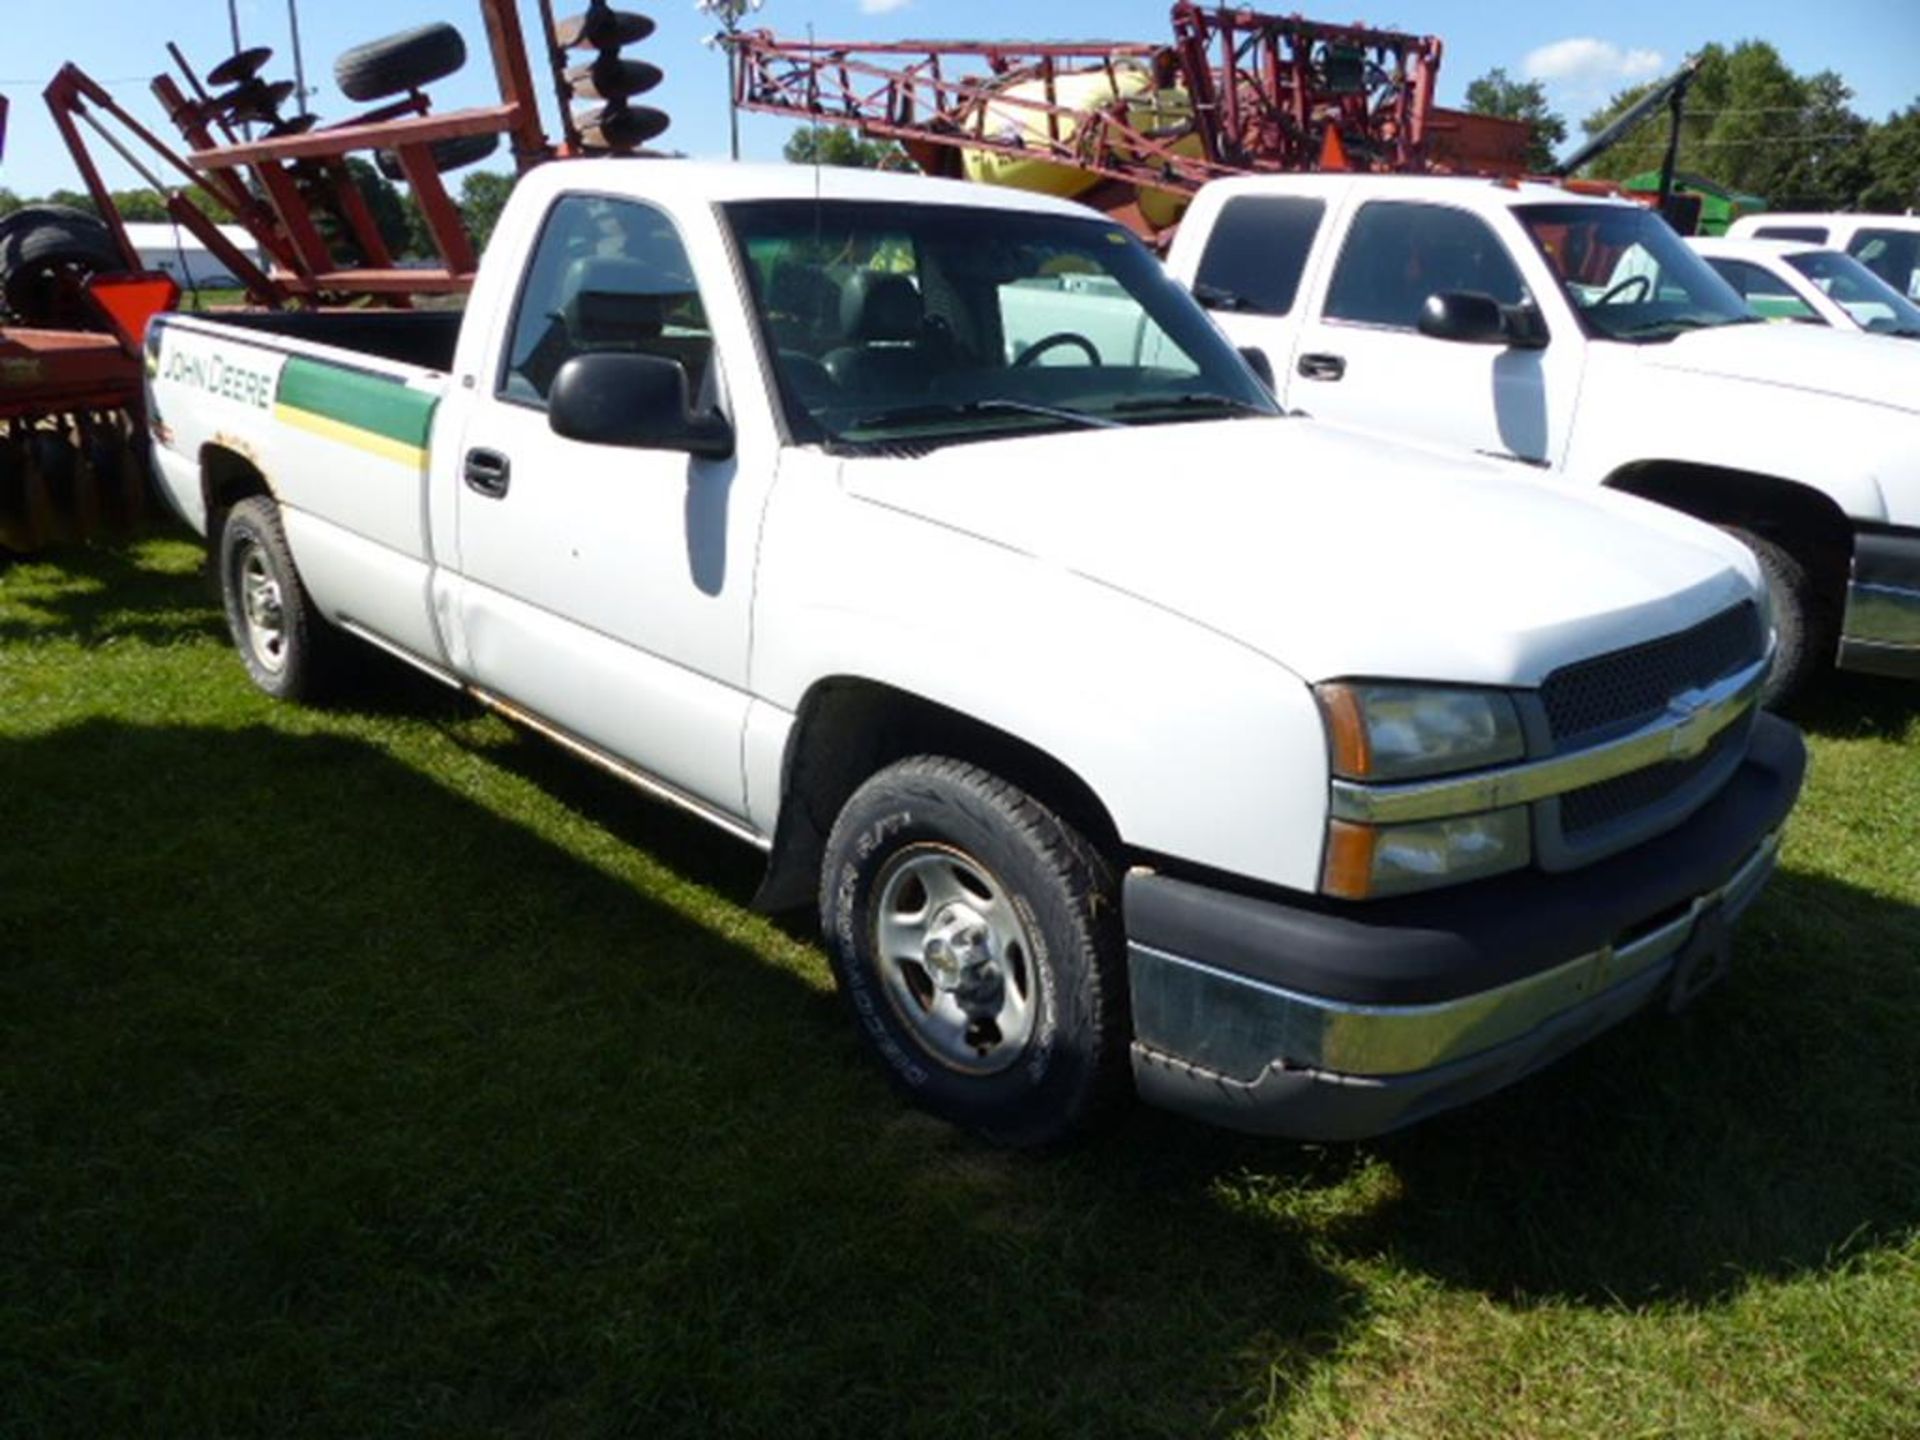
[1166, 175, 1920, 701]
[147, 161, 1802, 1146]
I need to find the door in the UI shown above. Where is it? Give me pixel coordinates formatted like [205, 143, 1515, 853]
[1183, 192, 1332, 386]
[1284, 199, 1582, 468]
[452, 192, 759, 820]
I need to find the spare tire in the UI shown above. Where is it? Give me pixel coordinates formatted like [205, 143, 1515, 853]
[373, 132, 501, 184]
[334, 23, 466, 103]
[0, 206, 127, 328]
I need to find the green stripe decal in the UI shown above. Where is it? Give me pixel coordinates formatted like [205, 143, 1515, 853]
[277, 356, 436, 449]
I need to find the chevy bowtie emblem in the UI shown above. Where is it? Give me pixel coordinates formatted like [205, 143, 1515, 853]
[1665, 688, 1716, 760]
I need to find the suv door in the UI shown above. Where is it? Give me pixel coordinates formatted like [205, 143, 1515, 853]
[1286, 198, 1583, 468]
[452, 192, 762, 821]
[1183, 192, 1330, 394]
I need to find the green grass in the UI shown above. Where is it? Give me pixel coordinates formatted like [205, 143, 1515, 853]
[2, 532, 1917, 1439]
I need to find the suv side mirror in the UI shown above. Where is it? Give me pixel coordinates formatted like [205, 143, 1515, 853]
[1238, 345, 1276, 393]
[1418, 291, 1549, 351]
[548, 353, 734, 459]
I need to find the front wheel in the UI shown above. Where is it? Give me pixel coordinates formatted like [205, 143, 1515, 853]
[218, 496, 343, 702]
[820, 757, 1128, 1147]
[1722, 525, 1835, 708]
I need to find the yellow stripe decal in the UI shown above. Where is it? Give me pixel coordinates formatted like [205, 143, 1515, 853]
[274, 402, 428, 467]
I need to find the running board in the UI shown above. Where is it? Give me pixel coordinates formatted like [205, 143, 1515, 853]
[336, 619, 463, 689]
[469, 687, 770, 851]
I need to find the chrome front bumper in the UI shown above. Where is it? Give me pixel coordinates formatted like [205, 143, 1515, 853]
[1124, 714, 1806, 1141]
[1133, 832, 1774, 1084]
[1841, 525, 1920, 679]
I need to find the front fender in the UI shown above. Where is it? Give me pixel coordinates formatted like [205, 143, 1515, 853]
[748, 458, 1330, 893]
[1568, 353, 1908, 525]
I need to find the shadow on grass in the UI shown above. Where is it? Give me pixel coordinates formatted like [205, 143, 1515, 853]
[0, 720, 1361, 1440]
[1309, 864, 1920, 1309]
[1786, 668, 1916, 742]
[0, 526, 227, 649]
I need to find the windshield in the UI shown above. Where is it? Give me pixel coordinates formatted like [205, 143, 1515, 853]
[1516, 202, 1754, 342]
[723, 200, 1279, 449]
[1786, 249, 1920, 337]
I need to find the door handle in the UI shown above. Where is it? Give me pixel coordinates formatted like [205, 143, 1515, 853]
[1296, 352, 1347, 382]
[464, 448, 511, 499]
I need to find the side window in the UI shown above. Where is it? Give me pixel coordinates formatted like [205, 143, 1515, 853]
[1753, 226, 1829, 244]
[499, 194, 713, 407]
[1846, 229, 1920, 299]
[1705, 258, 1824, 323]
[1193, 196, 1326, 315]
[1324, 202, 1527, 330]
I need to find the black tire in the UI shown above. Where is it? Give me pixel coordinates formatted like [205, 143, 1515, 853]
[334, 23, 467, 103]
[0, 206, 126, 327]
[218, 497, 345, 701]
[373, 133, 500, 184]
[820, 756, 1128, 1147]
[1722, 525, 1834, 708]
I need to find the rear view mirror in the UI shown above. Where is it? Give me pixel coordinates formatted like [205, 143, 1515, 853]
[548, 353, 734, 459]
[1418, 292, 1549, 350]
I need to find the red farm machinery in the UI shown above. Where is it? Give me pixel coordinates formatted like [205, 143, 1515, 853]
[1, 0, 671, 554]
[730, 3, 1533, 245]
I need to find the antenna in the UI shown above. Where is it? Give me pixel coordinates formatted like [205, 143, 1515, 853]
[287, 0, 311, 118]
[809, 22, 822, 252]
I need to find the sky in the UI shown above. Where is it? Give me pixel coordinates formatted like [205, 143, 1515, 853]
[2, 0, 1917, 199]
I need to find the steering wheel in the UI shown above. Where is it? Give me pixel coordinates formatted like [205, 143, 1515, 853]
[1594, 274, 1652, 306]
[1013, 332, 1102, 367]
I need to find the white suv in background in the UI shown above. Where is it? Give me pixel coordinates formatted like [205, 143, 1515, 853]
[1690, 236, 1920, 338]
[1726, 213, 1920, 300]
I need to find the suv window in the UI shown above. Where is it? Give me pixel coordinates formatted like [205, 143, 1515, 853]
[1847, 229, 1920, 299]
[1703, 257, 1823, 324]
[1193, 196, 1325, 316]
[500, 194, 713, 406]
[1753, 226, 1829, 244]
[1325, 202, 1527, 329]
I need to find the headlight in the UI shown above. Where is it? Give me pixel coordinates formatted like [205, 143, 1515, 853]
[1323, 810, 1531, 900]
[1317, 682, 1524, 781]
[1316, 682, 1530, 900]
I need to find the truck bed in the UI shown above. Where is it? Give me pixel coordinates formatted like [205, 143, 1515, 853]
[199, 309, 464, 375]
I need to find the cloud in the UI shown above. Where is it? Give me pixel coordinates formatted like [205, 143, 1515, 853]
[859, 0, 911, 11]
[1522, 38, 1665, 103]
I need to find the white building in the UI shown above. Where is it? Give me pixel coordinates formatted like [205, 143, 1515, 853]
[123, 222, 267, 291]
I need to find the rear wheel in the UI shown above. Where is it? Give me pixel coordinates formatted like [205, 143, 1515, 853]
[1722, 525, 1834, 707]
[820, 756, 1127, 1147]
[218, 497, 344, 701]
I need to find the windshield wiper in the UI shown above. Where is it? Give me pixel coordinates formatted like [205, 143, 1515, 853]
[1108, 392, 1276, 419]
[848, 398, 1122, 433]
[1608, 313, 1758, 339]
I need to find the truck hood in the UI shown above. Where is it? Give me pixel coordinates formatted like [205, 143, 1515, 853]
[1636, 322, 1920, 414]
[839, 418, 1758, 687]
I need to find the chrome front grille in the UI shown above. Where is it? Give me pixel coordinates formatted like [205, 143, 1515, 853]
[1534, 601, 1767, 865]
[1541, 602, 1764, 745]
[1559, 714, 1751, 839]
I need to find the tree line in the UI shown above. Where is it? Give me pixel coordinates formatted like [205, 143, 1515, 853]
[1464, 40, 1918, 211]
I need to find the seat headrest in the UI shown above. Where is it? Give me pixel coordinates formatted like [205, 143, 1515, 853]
[767, 261, 839, 331]
[839, 270, 922, 343]
[562, 257, 670, 346]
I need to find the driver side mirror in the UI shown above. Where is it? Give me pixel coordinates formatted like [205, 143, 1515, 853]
[1418, 292, 1549, 351]
[1238, 346, 1276, 393]
[549, 353, 734, 460]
